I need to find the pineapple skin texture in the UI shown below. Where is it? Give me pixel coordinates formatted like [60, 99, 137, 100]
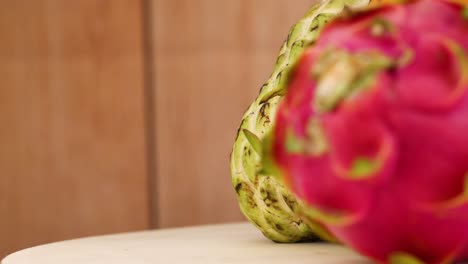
[230, 0, 372, 243]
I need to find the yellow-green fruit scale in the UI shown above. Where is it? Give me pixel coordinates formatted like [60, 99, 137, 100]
[230, 0, 371, 243]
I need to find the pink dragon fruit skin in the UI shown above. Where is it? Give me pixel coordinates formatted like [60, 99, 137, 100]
[271, 0, 468, 263]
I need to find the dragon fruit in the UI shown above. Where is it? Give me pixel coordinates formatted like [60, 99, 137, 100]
[230, 0, 372, 243]
[269, 0, 468, 262]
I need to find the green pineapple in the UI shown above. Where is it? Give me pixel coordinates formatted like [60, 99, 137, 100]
[230, 0, 371, 243]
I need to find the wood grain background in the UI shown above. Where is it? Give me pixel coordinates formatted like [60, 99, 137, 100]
[151, 0, 314, 228]
[0, 0, 315, 258]
[0, 0, 149, 258]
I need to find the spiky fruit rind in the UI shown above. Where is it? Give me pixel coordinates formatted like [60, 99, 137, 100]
[230, 0, 371, 243]
[272, 0, 468, 262]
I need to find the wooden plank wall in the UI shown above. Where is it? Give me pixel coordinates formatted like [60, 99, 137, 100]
[0, 0, 318, 258]
[0, 0, 149, 258]
[151, 0, 315, 228]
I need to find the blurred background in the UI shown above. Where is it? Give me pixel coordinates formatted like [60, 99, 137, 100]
[0, 0, 314, 259]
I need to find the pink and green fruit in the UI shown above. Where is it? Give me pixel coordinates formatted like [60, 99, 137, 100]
[270, 0, 468, 263]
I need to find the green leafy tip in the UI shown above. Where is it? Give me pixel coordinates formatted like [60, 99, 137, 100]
[285, 129, 305, 154]
[242, 129, 262, 155]
[389, 252, 424, 264]
[462, 7, 468, 20]
[349, 157, 380, 179]
[258, 130, 284, 180]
